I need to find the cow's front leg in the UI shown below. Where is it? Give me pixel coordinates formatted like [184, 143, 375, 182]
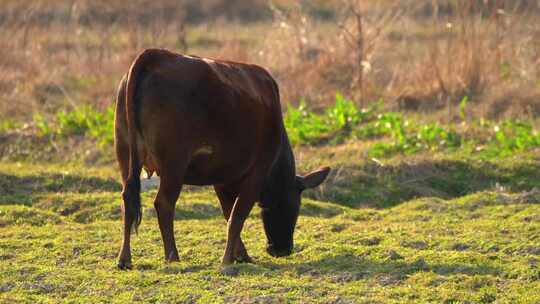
[222, 189, 257, 266]
[214, 184, 253, 263]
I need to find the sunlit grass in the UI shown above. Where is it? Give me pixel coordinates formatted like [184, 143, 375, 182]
[1, 153, 540, 302]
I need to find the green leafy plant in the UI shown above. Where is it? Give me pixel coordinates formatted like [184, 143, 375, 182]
[20, 92, 540, 159]
[284, 93, 368, 145]
[485, 120, 540, 156]
[284, 99, 331, 145]
[87, 106, 115, 145]
[355, 112, 403, 139]
[33, 113, 53, 136]
[0, 120, 21, 133]
[459, 95, 469, 121]
[365, 116, 461, 157]
[326, 93, 359, 129]
[416, 123, 461, 150]
[56, 107, 92, 136]
[33, 105, 115, 145]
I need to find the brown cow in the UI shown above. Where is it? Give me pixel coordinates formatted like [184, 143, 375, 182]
[115, 48, 330, 269]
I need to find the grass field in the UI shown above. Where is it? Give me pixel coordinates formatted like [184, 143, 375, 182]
[1, 1, 540, 303]
[1, 149, 540, 303]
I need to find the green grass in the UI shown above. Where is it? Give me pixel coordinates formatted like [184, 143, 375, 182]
[282, 94, 540, 158]
[33, 105, 115, 146]
[3, 92, 540, 162]
[1, 94, 540, 302]
[1, 152, 540, 303]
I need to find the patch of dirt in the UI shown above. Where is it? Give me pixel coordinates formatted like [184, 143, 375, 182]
[224, 295, 285, 304]
[411, 257, 429, 271]
[376, 273, 405, 286]
[414, 198, 449, 212]
[359, 236, 382, 246]
[510, 188, 540, 204]
[401, 240, 428, 250]
[451, 243, 471, 251]
[524, 246, 540, 256]
[387, 250, 404, 260]
[330, 223, 350, 232]
[329, 272, 366, 283]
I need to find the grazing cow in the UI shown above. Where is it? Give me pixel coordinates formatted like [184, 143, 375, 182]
[115, 48, 330, 269]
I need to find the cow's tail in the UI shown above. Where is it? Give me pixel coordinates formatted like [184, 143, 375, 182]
[122, 49, 156, 234]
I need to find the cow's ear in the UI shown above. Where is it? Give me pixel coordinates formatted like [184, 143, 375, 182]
[296, 167, 331, 190]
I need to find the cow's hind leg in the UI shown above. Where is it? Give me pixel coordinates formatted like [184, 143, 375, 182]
[154, 168, 184, 262]
[214, 184, 252, 263]
[116, 134, 140, 270]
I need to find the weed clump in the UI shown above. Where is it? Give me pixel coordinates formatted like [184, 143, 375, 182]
[33, 106, 114, 145]
[2, 91, 540, 160]
[284, 93, 540, 158]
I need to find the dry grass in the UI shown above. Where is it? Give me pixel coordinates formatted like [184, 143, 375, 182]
[0, 0, 539, 123]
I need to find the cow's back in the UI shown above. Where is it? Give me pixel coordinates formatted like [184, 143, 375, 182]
[128, 50, 283, 185]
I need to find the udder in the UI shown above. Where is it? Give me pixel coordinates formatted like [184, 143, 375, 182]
[139, 146, 159, 178]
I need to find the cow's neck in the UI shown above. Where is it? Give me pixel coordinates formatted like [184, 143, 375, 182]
[260, 133, 296, 206]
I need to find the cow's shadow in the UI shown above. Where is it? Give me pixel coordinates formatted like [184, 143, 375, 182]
[0, 172, 121, 205]
[0, 172, 225, 221]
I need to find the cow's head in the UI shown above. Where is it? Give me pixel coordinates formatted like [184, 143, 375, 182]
[262, 167, 330, 257]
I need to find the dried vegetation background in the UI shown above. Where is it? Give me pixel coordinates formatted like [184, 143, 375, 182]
[0, 0, 539, 123]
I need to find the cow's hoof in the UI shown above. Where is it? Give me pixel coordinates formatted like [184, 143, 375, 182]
[117, 259, 133, 270]
[166, 251, 180, 263]
[165, 257, 180, 263]
[234, 254, 253, 264]
[220, 265, 240, 276]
